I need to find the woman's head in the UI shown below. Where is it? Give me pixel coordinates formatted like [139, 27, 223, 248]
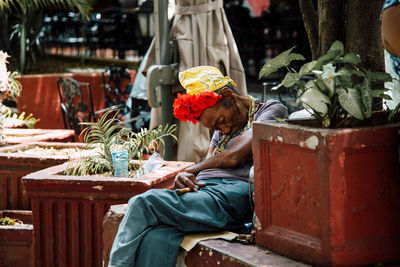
[197, 87, 246, 135]
[173, 66, 248, 135]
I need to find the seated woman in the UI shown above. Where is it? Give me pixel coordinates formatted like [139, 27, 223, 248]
[381, 0, 400, 108]
[108, 66, 288, 267]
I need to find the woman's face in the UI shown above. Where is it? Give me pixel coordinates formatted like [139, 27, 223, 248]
[198, 101, 245, 135]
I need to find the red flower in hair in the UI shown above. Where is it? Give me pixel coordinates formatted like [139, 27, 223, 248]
[173, 92, 222, 124]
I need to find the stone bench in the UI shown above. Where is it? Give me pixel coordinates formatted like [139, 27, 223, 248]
[102, 204, 310, 267]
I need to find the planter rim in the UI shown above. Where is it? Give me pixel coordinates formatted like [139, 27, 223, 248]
[0, 141, 87, 160]
[254, 119, 400, 133]
[22, 161, 193, 184]
[4, 128, 73, 134]
[4, 128, 75, 143]
[0, 225, 33, 230]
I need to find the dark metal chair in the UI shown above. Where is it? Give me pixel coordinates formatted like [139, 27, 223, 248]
[57, 76, 96, 136]
[101, 64, 133, 119]
[128, 97, 151, 132]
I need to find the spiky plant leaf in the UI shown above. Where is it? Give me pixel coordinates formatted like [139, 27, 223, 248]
[65, 109, 177, 177]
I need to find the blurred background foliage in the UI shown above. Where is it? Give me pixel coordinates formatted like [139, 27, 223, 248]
[0, 0, 94, 74]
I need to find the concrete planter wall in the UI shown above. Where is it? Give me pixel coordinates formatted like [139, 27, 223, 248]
[252, 120, 400, 266]
[0, 142, 87, 210]
[22, 160, 193, 267]
[0, 210, 33, 267]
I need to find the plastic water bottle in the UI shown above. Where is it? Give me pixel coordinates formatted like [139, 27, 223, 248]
[112, 150, 129, 177]
[136, 152, 164, 177]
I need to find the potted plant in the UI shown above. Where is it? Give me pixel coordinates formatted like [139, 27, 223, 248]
[0, 50, 22, 146]
[253, 41, 400, 266]
[22, 110, 194, 267]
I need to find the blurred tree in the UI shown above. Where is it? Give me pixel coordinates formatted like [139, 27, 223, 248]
[0, 0, 94, 73]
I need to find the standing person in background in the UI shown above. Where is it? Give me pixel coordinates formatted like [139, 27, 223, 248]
[381, 0, 400, 109]
[108, 66, 288, 267]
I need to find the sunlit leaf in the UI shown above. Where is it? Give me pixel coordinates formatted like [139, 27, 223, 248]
[321, 63, 338, 97]
[337, 88, 364, 120]
[300, 86, 331, 117]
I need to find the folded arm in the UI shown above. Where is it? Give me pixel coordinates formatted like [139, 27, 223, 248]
[186, 129, 253, 175]
[173, 129, 253, 191]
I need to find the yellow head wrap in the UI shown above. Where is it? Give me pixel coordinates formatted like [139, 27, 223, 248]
[178, 66, 236, 95]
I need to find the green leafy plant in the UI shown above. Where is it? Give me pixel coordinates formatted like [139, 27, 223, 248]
[259, 40, 397, 128]
[65, 109, 177, 177]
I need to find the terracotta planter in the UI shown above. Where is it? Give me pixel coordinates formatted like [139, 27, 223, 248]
[0, 142, 87, 210]
[3, 128, 74, 144]
[0, 210, 33, 267]
[22, 160, 193, 267]
[252, 120, 400, 266]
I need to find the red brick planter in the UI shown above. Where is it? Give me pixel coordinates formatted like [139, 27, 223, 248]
[22, 160, 193, 267]
[0, 210, 33, 267]
[0, 142, 87, 210]
[252, 120, 400, 266]
[3, 128, 74, 144]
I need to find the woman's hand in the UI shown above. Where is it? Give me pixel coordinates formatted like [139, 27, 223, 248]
[173, 172, 206, 195]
